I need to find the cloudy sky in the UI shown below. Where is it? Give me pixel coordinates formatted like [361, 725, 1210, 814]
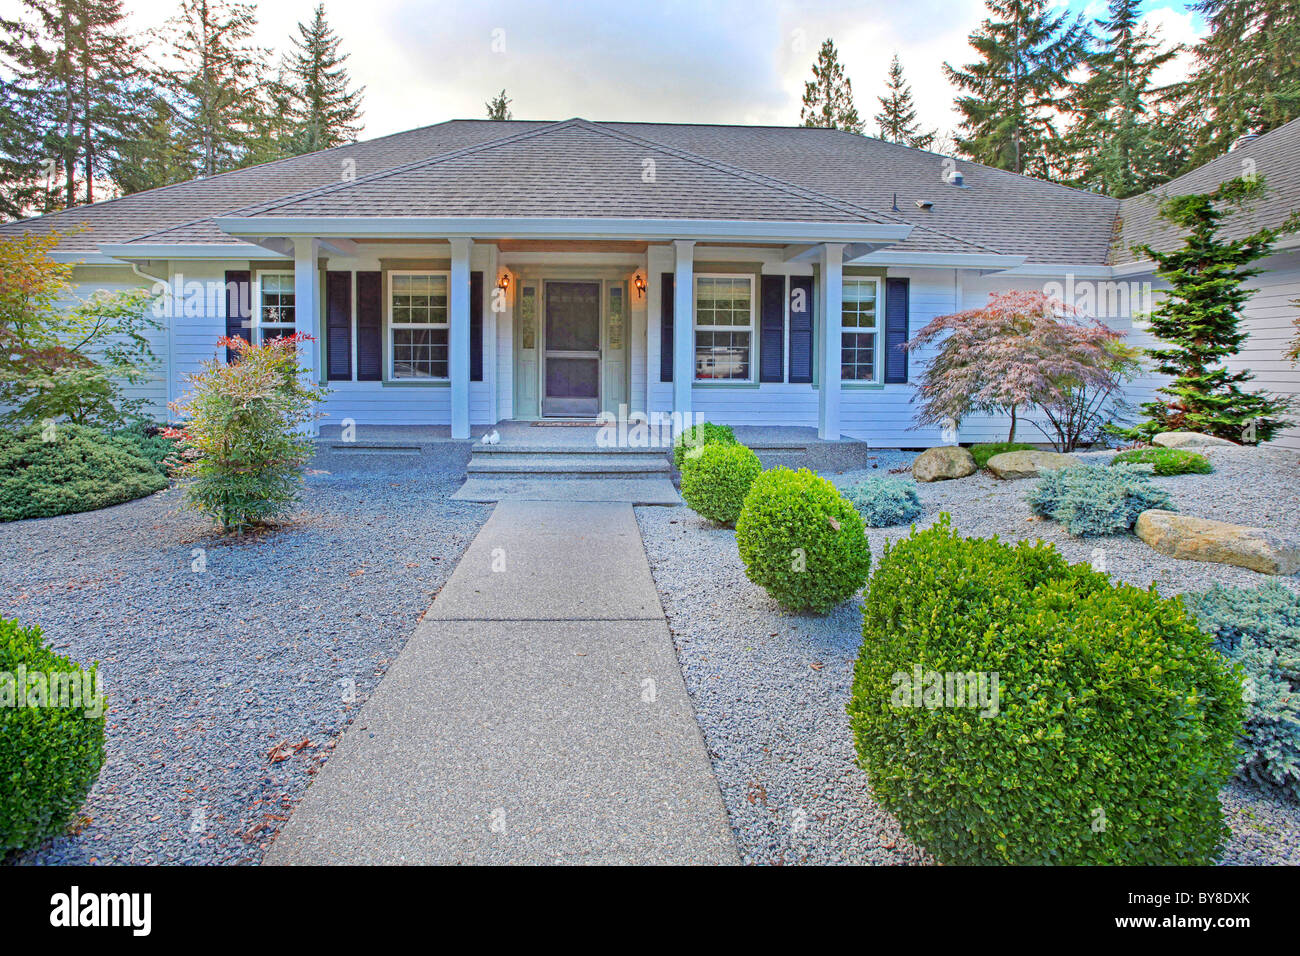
[4, 0, 1207, 139]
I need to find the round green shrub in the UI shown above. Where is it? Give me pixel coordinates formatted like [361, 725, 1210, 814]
[1026, 463, 1172, 536]
[735, 467, 871, 612]
[1183, 582, 1300, 801]
[1, 617, 106, 853]
[1111, 447, 1213, 476]
[842, 476, 923, 527]
[672, 422, 737, 471]
[970, 441, 1034, 470]
[0, 423, 169, 522]
[679, 442, 762, 526]
[849, 516, 1243, 865]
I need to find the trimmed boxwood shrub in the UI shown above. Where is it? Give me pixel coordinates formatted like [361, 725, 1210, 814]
[1183, 582, 1300, 801]
[735, 467, 871, 612]
[849, 516, 1242, 865]
[1, 618, 106, 853]
[672, 422, 737, 471]
[0, 423, 169, 522]
[842, 476, 923, 527]
[1111, 446, 1213, 476]
[970, 441, 1034, 470]
[679, 443, 762, 526]
[1026, 462, 1172, 536]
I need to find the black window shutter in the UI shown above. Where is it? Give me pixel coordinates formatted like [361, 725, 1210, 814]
[356, 271, 382, 381]
[788, 275, 814, 384]
[224, 270, 251, 362]
[759, 275, 785, 383]
[325, 271, 352, 381]
[884, 277, 910, 384]
[470, 271, 484, 382]
[659, 272, 674, 383]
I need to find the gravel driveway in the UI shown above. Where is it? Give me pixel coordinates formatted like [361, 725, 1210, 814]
[1, 444, 488, 865]
[636, 442, 1300, 865]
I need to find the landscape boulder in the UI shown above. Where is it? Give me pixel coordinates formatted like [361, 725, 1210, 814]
[986, 450, 1082, 480]
[912, 446, 977, 482]
[1152, 431, 1238, 449]
[1135, 509, 1300, 575]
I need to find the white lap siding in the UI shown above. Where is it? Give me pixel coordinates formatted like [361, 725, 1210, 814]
[1227, 251, 1300, 451]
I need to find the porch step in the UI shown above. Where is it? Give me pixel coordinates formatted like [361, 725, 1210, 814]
[467, 451, 670, 477]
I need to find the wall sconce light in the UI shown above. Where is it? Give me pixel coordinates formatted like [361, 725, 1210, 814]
[633, 273, 646, 299]
[497, 272, 510, 292]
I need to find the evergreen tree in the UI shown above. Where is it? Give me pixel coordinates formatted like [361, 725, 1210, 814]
[281, 4, 363, 154]
[162, 0, 266, 178]
[485, 89, 511, 121]
[0, 0, 148, 213]
[943, 0, 1088, 177]
[1120, 177, 1298, 444]
[110, 93, 190, 194]
[1064, 0, 1182, 197]
[800, 39, 863, 133]
[873, 53, 934, 149]
[1178, 0, 1300, 167]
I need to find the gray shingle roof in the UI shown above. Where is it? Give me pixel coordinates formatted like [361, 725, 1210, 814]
[2, 116, 1125, 263]
[1113, 117, 1300, 264]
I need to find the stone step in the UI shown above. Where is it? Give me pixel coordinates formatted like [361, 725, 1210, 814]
[472, 442, 673, 457]
[467, 453, 671, 477]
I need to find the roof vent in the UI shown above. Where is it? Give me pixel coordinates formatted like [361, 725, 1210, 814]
[915, 199, 934, 211]
[1231, 132, 1260, 151]
[945, 168, 966, 187]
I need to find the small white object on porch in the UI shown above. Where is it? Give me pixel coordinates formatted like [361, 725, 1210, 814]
[817, 242, 845, 440]
[293, 237, 322, 435]
[671, 239, 695, 430]
[449, 237, 475, 439]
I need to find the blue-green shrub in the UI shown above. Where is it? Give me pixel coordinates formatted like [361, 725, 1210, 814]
[1, 618, 106, 852]
[849, 516, 1243, 865]
[735, 467, 870, 612]
[1183, 582, 1300, 801]
[1027, 463, 1172, 535]
[842, 476, 922, 527]
[679, 442, 762, 526]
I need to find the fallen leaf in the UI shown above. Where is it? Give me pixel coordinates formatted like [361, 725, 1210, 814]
[827, 516, 841, 531]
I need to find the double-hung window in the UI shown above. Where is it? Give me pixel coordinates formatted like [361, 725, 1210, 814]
[694, 274, 754, 382]
[389, 272, 449, 380]
[255, 273, 295, 343]
[841, 278, 882, 382]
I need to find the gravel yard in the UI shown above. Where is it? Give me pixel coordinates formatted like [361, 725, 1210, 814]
[1, 444, 488, 865]
[637, 442, 1300, 865]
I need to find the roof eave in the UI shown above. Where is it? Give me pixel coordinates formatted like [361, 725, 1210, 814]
[99, 241, 291, 260]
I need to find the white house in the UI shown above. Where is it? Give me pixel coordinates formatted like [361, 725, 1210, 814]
[5, 116, 1298, 449]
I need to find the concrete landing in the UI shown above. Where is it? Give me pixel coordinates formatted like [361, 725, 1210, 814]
[452, 476, 681, 505]
[264, 500, 736, 866]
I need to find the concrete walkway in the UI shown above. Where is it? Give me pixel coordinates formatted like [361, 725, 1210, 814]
[265, 500, 738, 865]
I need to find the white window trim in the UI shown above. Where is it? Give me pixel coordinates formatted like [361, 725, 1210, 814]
[253, 270, 296, 344]
[841, 276, 884, 384]
[387, 269, 452, 382]
[692, 272, 756, 384]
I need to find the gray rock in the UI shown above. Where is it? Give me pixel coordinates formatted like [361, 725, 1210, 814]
[1135, 509, 1300, 575]
[1153, 431, 1239, 449]
[986, 449, 1082, 480]
[912, 446, 976, 482]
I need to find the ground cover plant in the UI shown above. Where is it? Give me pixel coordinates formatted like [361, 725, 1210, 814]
[1111, 446, 1212, 475]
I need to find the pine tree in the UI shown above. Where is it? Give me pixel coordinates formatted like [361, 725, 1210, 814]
[0, 0, 148, 213]
[873, 54, 934, 149]
[281, 4, 363, 154]
[485, 89, 511, 121]
[1121, 177, 1298, 443]
[1178, 0, 1300, 167]
[162, 0, 266, 178]
[800, 39, 863, 133]
[943, 0, 1088, 177]
[110, 93, 190, 194]
[1064, 0, 1182, 197]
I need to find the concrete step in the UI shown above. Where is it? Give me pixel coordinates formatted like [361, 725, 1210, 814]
[467, 454, 670, 477]
[473, 442, 673, 457]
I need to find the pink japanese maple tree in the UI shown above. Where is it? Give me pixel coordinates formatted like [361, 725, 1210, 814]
[905, 290, 1122, 442]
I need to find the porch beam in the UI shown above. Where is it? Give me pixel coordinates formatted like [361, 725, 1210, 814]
[672, 240, 695, 426]
[817, 242, 845, 441]
[449, 237, 474, 440]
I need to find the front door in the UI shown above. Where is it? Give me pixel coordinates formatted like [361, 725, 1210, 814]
[543, 281, 601, 417]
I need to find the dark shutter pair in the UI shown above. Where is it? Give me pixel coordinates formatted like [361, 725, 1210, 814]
[789, 275, 910, 384]
[325, 270, 484, 382]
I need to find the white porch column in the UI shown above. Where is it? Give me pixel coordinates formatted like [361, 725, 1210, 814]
[672, 239, 695, 428]
[817, 243, 845, 440]
[292, 238, 322, 436]
[449, 237, 474, 440]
